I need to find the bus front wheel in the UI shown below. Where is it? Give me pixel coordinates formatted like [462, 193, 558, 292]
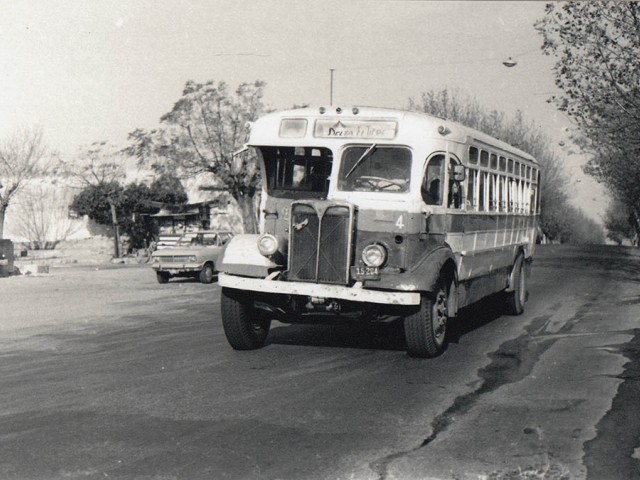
[221, 287, 270, 350]
[404, 282, 449, 358]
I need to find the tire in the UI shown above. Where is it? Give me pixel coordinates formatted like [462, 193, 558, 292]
[221, 287, 270, 350]
[505, 254, 526, 315]
[156, 272, 170, 284]
[199, 263, 215, 284]
[404, 282, 449, 358]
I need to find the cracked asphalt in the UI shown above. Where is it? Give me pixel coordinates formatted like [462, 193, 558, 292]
[0, 245, 638, 479]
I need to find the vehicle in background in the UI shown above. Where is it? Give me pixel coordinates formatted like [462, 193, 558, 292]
[151, 231, 233, 284]
[0, 240, 14, 277]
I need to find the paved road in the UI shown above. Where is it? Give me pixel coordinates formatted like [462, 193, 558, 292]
[0, 245, 638, 479]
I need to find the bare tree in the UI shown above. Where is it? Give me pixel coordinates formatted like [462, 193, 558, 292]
[408, 88, 583, 242]
[12, 182, 81, 249]
[0, 125, 50, 238]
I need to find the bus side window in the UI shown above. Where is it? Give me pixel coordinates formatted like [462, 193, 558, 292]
[478, 172, 486, 211]
[448, 159, 464, 209]
[422, 154, 444, 205]
[466, 169, 477, 210]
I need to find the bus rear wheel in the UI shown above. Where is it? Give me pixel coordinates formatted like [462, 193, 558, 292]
[505, 254, 526, 315]
[404, 282, 449, 358]
[221, 287, 270, 350]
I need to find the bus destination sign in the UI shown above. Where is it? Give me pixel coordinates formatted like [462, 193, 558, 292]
[314, 119, 397, 139]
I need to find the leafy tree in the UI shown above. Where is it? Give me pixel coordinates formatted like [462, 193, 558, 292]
[0, 125, 50, 238]
[408, 88, 591, 243]
[536, 2, 640, 240]
[119, 183, 156, 250]
[70, 174, 189, 251]
[118, 177, 188, 249]
[149, 173, 188, 206]
[126, 80, 266, 233]
[61, 142, 127, 256]
[70, 181, 123, 226]
[604, 199, 638, 246]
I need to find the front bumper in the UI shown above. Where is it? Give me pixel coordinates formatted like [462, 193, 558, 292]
[152, 263, 202, 273]
[218, 272, 421, 305]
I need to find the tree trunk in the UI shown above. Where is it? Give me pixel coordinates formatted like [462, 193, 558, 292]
[0, 205, 5, 239]
[109, 201, 121, 258]
[630, 208, 640, 247]
[235, 192, 258, 234]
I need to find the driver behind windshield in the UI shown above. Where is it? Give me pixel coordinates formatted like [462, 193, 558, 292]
[338, 145, 411, 193]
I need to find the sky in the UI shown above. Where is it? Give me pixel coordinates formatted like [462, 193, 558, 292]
[0, 0, 606, 221]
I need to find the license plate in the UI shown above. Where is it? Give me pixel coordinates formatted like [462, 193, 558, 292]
[354, 266, 380, 278]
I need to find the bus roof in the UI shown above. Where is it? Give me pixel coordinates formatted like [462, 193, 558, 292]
[249, 106, 538, 165]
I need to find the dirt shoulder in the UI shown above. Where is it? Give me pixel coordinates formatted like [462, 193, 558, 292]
[12, 237, 152, 271]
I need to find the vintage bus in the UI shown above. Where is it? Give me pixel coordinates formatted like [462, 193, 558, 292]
[217, 106, 540, 357]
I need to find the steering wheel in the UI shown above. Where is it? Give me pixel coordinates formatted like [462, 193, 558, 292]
[354, 175, 406, 191]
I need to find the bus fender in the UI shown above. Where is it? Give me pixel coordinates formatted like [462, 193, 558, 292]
[408, 246, 458, 294]
[217, 234, 279, 278]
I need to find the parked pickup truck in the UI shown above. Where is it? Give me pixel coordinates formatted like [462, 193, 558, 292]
[151, 231, 234, 284]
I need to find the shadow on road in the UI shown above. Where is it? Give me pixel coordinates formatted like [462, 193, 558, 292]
[163, 274, 219, 285]
[268, 321, 408, 351]
[266, 295, 505, 353]
[447, 294, 506, 345]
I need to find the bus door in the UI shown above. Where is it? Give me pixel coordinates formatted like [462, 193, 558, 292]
[421, 151, 464, 238]
[421, 153, 445, 238]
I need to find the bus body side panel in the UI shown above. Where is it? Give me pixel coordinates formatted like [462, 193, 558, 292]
[444, 211, 537, 308]
[449, 213, 536, 280]
[457, 268, 511, 309]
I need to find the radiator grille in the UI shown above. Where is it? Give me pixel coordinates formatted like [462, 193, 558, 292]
[289, 204, 319, 281]
[160, 255, 193, 263]
[288, 203, 352, 284]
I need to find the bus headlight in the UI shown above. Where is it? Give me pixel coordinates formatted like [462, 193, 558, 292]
[257, 234, 279, 257]
[362, 244, 387, 267]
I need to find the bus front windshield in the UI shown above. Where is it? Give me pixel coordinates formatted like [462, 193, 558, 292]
[338, 145, 411, 193]
[259, 146, 333, 198]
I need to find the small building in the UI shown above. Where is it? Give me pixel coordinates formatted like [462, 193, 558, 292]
[152, 202, 213, 234]
[150, 201, 228, 248]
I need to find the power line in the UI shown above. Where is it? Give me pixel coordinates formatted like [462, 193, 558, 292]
[210, 53, 271, 57]
[334, 47, 541, 72]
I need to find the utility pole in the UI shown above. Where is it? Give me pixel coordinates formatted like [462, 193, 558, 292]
[329, 68, 335, 105]
[108, 199, 121, 258]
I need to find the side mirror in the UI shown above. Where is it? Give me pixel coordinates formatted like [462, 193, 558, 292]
[232, 144, 249, 157]
[453, 164, 466, 182]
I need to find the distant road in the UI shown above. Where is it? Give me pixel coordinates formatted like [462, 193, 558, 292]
[0, 245, 638, 479]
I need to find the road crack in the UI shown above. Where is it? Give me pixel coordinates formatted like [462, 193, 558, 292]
[584, 328, 640, 480]
[372, 293, 607, 479]
[371, 317, 558, 480]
